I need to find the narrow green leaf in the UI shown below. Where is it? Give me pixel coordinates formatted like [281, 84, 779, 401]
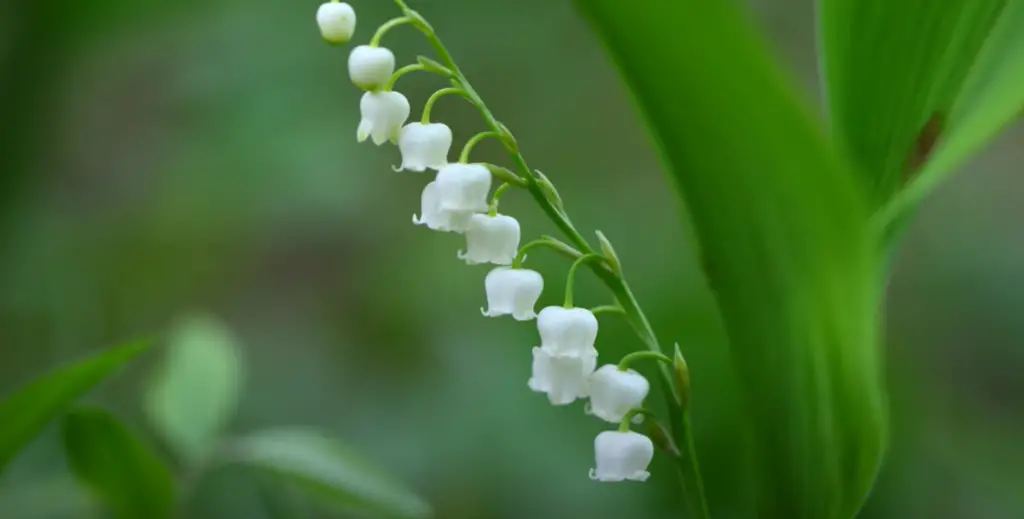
[878, 1, 1024, 229]
[224, 428, 431, 519]
[144, 314, 243, 464]
[61, 406, 175, 519]
[576, 1, 887, 518]
[820, 0, 1008, 203]
[0, 340, 150, 472]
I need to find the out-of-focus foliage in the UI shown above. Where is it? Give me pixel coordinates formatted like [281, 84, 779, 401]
[0, 341, 149, 472]
[0, 0, 1021, 518]
[145, 314, 243, 464]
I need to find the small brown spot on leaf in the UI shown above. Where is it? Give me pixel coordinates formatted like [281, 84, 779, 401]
[903, 112, 945, 183]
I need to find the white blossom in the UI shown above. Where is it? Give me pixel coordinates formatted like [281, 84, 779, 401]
[397, 123, 452, 172]
[586, 365, 650, 423]
[412, 181, 474, 233]
[316, 2, 356, 44]
[481, 267, 543, 320]
[590, 431, 654, 482]
[528, 346, 597, 405]
[357, 91, 410, 145]
[434, 163, 492, 212]
[348, 45, 395, 91]
[536, 306, 599, 356]
[458, 214, 520, 265]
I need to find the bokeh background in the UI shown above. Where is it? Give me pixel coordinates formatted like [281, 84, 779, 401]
[1, 0, 1022, 518]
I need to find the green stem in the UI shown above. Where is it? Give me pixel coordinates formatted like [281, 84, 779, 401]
[369, 16, 413, 47]
[590, 304, 626, 316]
[488, 182, 513, 216]
[619, 408, 658, 432]
[391, 2, 709, 515]
[618, 351, 673, 371]
[421, 87, 466, 123]
[564, 253, 605, 308]
[460, 131, 499, 163]
[386, 63, 426, 90]
[513, 238, 576, 268]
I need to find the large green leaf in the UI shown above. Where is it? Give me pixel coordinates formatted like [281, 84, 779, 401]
[61, 406, 176, 519]
[878, 1, 1024, 226]
[144, 314, 243, 465]
[576, 1, 887, 518]
[224, 428, 431, 519]
[0, 340, 150, 472]
[820, 0, 1008, 204]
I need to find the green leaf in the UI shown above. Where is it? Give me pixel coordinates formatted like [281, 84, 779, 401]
[877, 1, 1024, 228]
[61, 406, 176, 519]
[144, 313, 243, 465]
[576, 1, 887, 518]
[0, 340, 150, 472]
[819, 0, 1008, 204]
[224, 428, 431, 519]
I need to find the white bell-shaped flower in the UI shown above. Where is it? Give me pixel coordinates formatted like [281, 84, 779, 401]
[397, 123, 452, 172]
[481, 267, 543, 320]
[528, 346, 597, 405]
[458, 214, 520, 265]
[537, 306, 599, 356]
[348, 45, 395, 91]
[412, 181, 474, 233]
[316, 2, 356, 44]
[590, 430, 654, 482]
[435, 163, 492, 212]
[357, 91, 410, 145]
[586, 365, 650, 423]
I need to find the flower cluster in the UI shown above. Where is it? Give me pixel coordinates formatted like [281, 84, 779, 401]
[317, 1, 677, 483]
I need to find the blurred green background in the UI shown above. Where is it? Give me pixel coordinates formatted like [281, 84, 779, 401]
[1, 0, 1021, 518]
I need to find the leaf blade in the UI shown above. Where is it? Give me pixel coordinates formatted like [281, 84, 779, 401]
[0, 339, 150, 472]
[61, 406, 176, 519]
[225, 427, 431, 519]
[576, 1, 887, 518]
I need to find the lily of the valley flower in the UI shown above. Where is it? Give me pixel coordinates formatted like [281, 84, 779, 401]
[435, 163, 492, 212]
[482, 267, 543, 320]
[537, 306, 599, 356]
[458, 214, 520, 265]
[587, 365, 650, 423]
[397, 123, 452, 172]
[316, 2, 356, 44]
[348, 45, 395, 91]
[357, 91, 410, 145]
[528, 346, 597, 405]
[590, 430, 654, 482]
[412, 181, 474, 233]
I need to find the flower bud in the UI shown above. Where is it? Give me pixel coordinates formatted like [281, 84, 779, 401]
[357, 91, 410, 145]
[458, 214, 520, 265]
[481, 267, 543, 321]
[348, 45, 395, 91]
[397, 123, 452, 172]
[589, 431, 654, 482]
[586, 365, 650, 423]
[412, 181, 474, 233]
[434, 163, 492, 212]
[316, 2, 356, 45]
[528, 346, 597, 405]
[536, 306, 598, 356]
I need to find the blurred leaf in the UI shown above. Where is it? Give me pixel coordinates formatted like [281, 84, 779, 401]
[577, 1, 886, 519]
[0, 473, 95, 519]
[61, 406, 175, 519]
[144, 314, 243, 465]
[819, 0, 1007, 203]
[0, 340, 150, 473]
[224, 428, 431, 519]
[877, 1, 1024, 228]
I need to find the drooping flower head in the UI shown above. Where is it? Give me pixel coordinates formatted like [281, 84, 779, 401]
[590, 430, 654, 482]
[587, 365, 650, 423]
[458, 214, 520, 265]
[348, 45, 395, 91]
[435, 163, 492, 212]
[412, 181, 475, 233]
[357, 91, 410, 145]
[397, 123, 452, 172]
[316, 2, 356, 44]
[528, 346, 597, 405]
[537, 306, 599, 356]
[482, 267, 543, 320]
